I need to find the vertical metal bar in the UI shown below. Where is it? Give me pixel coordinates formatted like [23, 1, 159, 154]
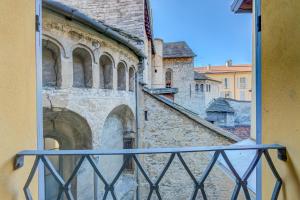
[255, 0, 263, 199]
[35, 0, 44, 199]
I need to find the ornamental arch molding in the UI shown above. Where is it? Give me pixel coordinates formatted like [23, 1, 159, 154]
[42, 39, 62, 88]
[42, 34, 67, 58]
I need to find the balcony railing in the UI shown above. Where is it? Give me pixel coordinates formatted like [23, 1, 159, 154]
[15, 144, 286, 200]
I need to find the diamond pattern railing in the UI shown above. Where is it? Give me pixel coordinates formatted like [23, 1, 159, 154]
[15, 144, 286, 200]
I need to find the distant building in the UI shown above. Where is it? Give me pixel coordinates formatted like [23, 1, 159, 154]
[194, 61, 252, 101]
[206, 98, 251, 139]
[193, 72, 221, 116]
[151, 39, 197, 110]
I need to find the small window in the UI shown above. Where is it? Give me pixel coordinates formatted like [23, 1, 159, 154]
[195, 84, 199, 92]
[224, 78, 229, 89]
[206, 84, 211, 92]
[200, 84, 204, 92]
[165, 69, 173, 88]
[239, 77, 247, 89]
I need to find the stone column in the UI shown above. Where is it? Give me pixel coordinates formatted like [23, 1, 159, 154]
[60, 57, 73, 88]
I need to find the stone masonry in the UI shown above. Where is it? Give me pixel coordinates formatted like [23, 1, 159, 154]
[139, 91, 248, 199]
[41, 1, 252, 200]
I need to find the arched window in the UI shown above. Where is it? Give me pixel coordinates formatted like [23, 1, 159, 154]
[195, 84, 199, 92]
[117, 62, 126, 90]
[72, 48, 93, 88]
[129, 67, 135, 92]
[42, 40, 62, 87]
[99, 54, 113, 89]
[200, 84, 204, 92]
[165, 68, 173, 88]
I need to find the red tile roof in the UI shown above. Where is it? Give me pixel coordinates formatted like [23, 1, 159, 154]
[194, 64, 252, 74]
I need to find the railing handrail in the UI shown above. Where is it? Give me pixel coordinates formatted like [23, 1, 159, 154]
[16, 144, 285, 156]
[15, 144, 287, 200]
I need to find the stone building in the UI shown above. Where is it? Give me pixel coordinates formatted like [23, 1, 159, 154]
[41, 1, 250, 199]
[57, 0, 155, 86]
[151, 39, 196, 110]
[206, 98, 251, 139]
[42, 1, 142, 199]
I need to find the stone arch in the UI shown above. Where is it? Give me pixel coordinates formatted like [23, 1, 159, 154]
[129, 66, 135, 92]
[117, 61, 127, 91]
[71, 44, 96, 63]
[43, 107, 93, 200]
[165, 68, 173, 88]
[100, 105, 136, 178]
[42, 39, 62, 87]
[72, 47, 93, 88]
[99, 53, 114, 89]
[43, 107, 92, 149]
[42, 34, 67, 58]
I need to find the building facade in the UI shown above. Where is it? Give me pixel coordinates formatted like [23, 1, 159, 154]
[40, 1, 241, 200]
[2, 0, 299, 200]
[195, 62, 252, 101]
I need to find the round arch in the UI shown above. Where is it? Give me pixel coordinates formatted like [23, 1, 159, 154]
[100, 105, 136, 178]
[43, 107, 93, 200]
[99, 53, 115, 89]
[72, 47, 93, 88]
[42, 34, 67, 58]
[129, 66, 135, 92]
[70, 43, 96, 64]
[117, 61, 127, 91]
[42, 39, 62, 88]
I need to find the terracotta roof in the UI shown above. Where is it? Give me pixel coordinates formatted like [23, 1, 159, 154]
[163, 41, 196, 58]
[194, 65, 252, 74]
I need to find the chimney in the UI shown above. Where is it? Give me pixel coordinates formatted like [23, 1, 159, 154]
[226, 59, 233, 67]
[207, 64, 211, 70]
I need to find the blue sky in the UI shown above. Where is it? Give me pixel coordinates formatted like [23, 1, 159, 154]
[150, 0, 252, 67]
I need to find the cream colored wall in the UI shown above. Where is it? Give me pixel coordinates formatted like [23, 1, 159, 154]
[205, 72, 252, 101]
[0, 1, 38, 200]
[261, 0, 300, 199]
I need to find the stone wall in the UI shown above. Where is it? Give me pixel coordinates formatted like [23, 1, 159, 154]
[163, 58, 195, 111]
[57, 0, 145, 38]
[43, 8, 140, 200]
[56, 0, 155, 85]
[139, 92, 248, 199]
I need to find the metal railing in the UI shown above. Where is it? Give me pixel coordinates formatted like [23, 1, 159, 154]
[15, 144, 286, 200]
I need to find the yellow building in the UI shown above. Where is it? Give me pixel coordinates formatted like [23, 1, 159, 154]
[194, 62, 252, 101]
[0, 0, 39, 199]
